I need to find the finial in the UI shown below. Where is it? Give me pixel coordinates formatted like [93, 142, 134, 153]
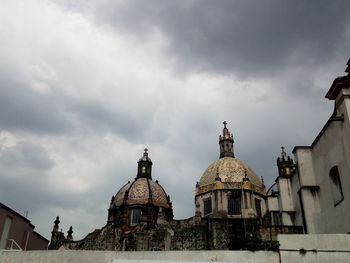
[281, 146, 287, 158]
[223, 121, 227, 128]
[261, 176, 265, 185]
[67, 226, 73, 240]
[54, 216, 60, 226]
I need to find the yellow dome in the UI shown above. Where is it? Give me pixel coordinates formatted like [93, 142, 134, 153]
[199, 157, 262, 187]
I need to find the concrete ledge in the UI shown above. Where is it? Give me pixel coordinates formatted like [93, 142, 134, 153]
[278, 234, 350, 263]
[0, 250, 279, 263]
[278, 234, 350, 251]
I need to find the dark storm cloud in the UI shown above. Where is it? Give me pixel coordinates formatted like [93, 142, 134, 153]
[0, 65, 73, 135]
[95, 0, 350, 77]
[0, 141, 54, 170]
[68, 99, 154, 141]
[0, 62, 154, 141]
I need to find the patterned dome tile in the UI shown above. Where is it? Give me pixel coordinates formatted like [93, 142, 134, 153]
[128, 178, 149, 200]
[149, 180, 167, 205]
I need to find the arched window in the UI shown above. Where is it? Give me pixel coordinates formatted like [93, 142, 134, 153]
[203, 198, 212, 216]
[131, 209, 141, 224]
[228, 190, 241, 215]
[329, 166, 344, 206]
[255, 198, 262, 218]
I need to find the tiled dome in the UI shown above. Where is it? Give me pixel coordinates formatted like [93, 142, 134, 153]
[199, 157, 262, 187]
[114, 178, 169, 208]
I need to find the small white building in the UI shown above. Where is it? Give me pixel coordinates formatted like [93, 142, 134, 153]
[268, 59, 350, 234]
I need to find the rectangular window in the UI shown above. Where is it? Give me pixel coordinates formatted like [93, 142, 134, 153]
[228, 191, 241, 215]
[272, 212, 281, 225]
[203, 199, 212, 216]
[255, 198, 262, 218]
[131, 209, 141, 224]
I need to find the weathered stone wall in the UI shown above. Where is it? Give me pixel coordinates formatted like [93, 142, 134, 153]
[59, 217, 302, 251]
[170, 224, 207, 250]
[259, 225, 303, 241]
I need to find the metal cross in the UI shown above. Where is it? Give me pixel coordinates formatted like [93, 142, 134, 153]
[223, 121, 227, 128]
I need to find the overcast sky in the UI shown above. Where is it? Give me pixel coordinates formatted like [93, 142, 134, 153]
[0, 0, 349, 241]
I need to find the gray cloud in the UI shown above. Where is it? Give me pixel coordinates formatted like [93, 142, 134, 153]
[93, 0, 350, 77]
[0, 141, 54, 170]
[0, 63, 73, 135]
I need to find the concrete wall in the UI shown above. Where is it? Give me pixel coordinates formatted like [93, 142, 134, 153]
[278, 234, 350, 263]
[0, 250, 278, 263]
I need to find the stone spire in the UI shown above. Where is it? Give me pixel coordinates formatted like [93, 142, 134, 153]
[136, 148, 153, 179]
[219, 121, 235, 158]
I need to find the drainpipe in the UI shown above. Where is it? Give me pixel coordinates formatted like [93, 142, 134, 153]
[24, 232, 30, 250]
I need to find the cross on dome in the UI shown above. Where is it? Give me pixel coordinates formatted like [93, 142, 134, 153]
[281, 146, 287, 158]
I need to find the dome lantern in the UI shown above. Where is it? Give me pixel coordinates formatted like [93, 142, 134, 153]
[219, 121, 235, 158]
[137, 148, 152, 179]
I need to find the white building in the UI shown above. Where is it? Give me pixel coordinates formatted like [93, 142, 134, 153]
[268, 59, 350, 234]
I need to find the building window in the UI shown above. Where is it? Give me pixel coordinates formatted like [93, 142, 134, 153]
[203, 198, 212, 216]
[131, 209, 141, 224]
[228, 191, 241, 215]
[255, 198, 262, 218]
[330, 166, 344, 206]
[272, 212, 281, 225]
